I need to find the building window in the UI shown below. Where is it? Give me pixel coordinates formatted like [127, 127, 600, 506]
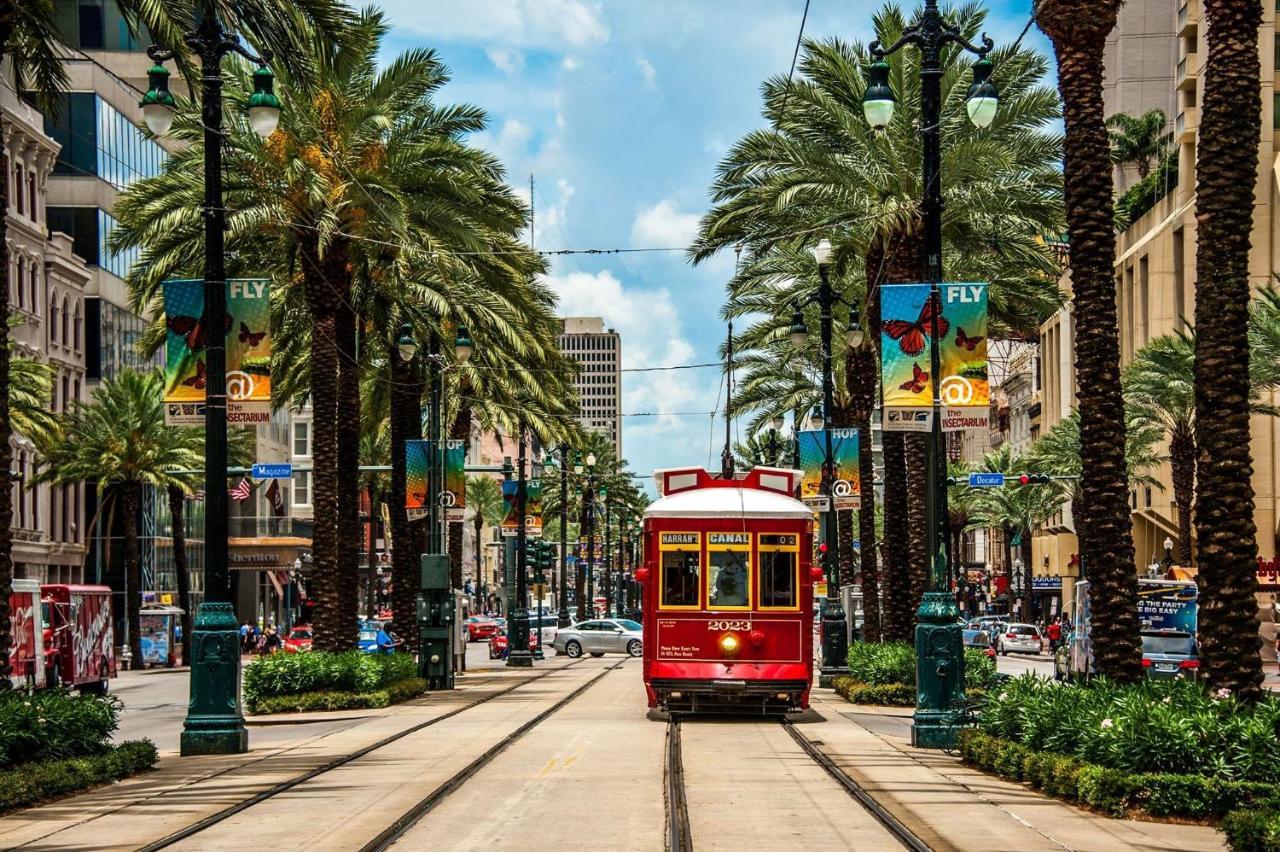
[16, 262, 24, 311]
[50, 295, 59, 343]
[293, 421, 310, 457]
[28, 172, 36, 222]
[42, 92, 164, 189]
[73, 303, 81, 351]
[61, 296, 69, 344]
[29, 262, 37, 312]
[292, 470, 311, 506]
[61, 375, 69, 413]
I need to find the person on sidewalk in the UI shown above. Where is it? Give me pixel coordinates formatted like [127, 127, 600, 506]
[261, 626, 282, 655]
[376, 624, 401, 654]
[1047, 620, 1062, 651]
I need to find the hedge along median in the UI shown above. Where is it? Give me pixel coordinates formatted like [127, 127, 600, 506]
[243, 650, 426, 714]
[0, 689, 158, 815]
[830, 642, 1001, 706]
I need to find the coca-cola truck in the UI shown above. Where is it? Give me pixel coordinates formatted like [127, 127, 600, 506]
[7, 578, 47, 689]
[42, 585, 116, 692]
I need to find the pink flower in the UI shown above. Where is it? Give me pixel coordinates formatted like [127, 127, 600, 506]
[1100, 718, 1114, 729]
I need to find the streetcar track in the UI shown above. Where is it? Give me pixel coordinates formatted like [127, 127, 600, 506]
[781, 719, 933, 852]
[362, 659, 628, 851]
[664, 717, 693, 852]
[137, 659, 590, 852]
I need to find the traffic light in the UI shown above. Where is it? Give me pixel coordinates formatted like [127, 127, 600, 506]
[1017, 473, 1051, 485]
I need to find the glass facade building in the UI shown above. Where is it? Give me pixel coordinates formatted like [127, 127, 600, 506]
[43, 92, 165, 190]
[46, 207, 139, 280]
[53, 0, 148, 51]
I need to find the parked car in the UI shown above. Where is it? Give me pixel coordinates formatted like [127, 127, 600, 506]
[1141, 630, 1199, 679]
[283, 626, 313, 654]
[552, 619, 643, 658]
[996, 623, 1042, 655]
[488, 627, 540, 659]
[465, 616, 498, 642]
[357, 625, 381, 653]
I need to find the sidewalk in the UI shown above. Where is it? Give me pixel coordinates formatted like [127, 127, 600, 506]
[804, 688, 1226, 852]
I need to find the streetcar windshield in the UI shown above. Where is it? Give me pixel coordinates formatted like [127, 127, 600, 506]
[661, 548, 701, 608]
[708, 548, 750, 608]
[759, 549, 797, 608]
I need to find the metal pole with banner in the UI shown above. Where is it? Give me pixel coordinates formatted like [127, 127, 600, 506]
[405, 440, 429, 521]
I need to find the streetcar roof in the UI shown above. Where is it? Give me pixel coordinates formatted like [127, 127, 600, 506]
[644, 485, 812, 520]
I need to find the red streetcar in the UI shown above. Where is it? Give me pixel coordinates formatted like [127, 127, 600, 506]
[637, 466, 819, 715]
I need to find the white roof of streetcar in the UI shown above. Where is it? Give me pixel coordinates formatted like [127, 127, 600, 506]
[644, 466, 813, 520]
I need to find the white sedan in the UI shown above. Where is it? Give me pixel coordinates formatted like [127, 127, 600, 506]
[997, 623, 1043, 655]
[552, 619, 643, 658]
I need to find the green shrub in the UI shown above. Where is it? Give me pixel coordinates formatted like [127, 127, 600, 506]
[249, 678, 428, 715]
[830, 676, 915, 706]
[846, 642, 916, 686]
[0, 740, 156, 815]
[0, 689, 121, 769]
[1077, 764, 1137, 816]
[1224, 809, 1280, 852]
[243, 651, 417, 709]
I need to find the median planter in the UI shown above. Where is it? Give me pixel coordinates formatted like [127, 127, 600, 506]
[243, 651, 423, 714]
[830, 642, 1001, 706]
[1222, 809, 1280, 851]
[249, 677, 428, 715]
[831, 676, 915, 706]
[0, 740, 158, 815]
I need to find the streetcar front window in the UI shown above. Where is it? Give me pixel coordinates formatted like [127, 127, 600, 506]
[661, 549, 701, 608]
[708, 549, 750, 609]
[760, 550, 797, 608]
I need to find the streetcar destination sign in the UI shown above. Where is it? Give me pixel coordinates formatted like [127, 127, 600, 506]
[968, 472, 1005, 488]
[661, 533, 698, 545]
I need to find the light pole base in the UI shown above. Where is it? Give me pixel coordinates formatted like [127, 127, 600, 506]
[819, 597, 849, 688]
[818, 667, 850, 689]
[180, 602, 248, 756]
[506, 649, 534, 667]
[557, 607, 572, 629]
[911, 592, 965, 751]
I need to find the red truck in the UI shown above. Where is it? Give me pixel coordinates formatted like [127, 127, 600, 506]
[6, 583, 115, 692]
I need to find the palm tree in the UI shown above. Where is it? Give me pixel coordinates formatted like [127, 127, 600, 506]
[34, 370, 204, 668]
[693, 9, 1064, 643]
[0, 0, 352, 693]
[1193, 0, 1266, 700]
[466, 475, 505, 602]
[1123, 306, 1280, 567]
[733, 431, 788, 469]
[113, 9, 547, 651]
[1038, 0, 1143, 683]
[1107, 109, 1170, 179]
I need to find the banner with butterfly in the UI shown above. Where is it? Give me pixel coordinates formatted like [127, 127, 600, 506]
[880, 282, 989, 433]
[163, 278, 272, 426]
[500, 477, 544, 537]
[797, 429, 860, 510]
[405, 439, 430, 520]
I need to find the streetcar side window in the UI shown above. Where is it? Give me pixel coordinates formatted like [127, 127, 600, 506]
[661, 549, 701, 608]
[758, 533, 799, 610]
[760, 550, 797, 608]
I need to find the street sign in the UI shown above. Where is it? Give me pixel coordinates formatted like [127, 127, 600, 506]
[968, 472, 1004, 488]
[252, 463, 293, 479]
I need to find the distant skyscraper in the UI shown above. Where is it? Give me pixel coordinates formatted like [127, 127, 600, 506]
[558, 317, 622, 452]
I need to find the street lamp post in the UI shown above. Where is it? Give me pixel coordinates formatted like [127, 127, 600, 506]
[550, 444, 572, 628]
[143, 15, 281, 757]
[615, 509, 628, 618]
[581, 453, 597, 619]
[861, 0, 999, 749]
[602, 486, 612, 618]
[508, 424, 533, 667]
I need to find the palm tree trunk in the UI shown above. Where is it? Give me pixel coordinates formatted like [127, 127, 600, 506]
[0, 115, 12, 687]
[365, 484, 378, 619]
[905, 433, 928, 614]
[1169, 426, 1196, 566]
[389, 334, 422, 651]
[167, 485, 192, 665]
[122, 482, 143, 669]
[848, 344, 880, 642]
[1193, 0, 1265, 700]
[303, 239, 348, 652]
[1039, 0, 1143, 683]
[881, 433, 912, 642]
[474, 514, 485, 605]
[336, 303, 361, 641]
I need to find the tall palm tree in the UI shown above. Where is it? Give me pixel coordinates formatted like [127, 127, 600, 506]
[1106, 109, 1170, 179]
[34, 370, 204, 668]
[0, 0, 352, 692]
[1123, 306, 1280, 567]
[1194, 0, 1266, 700]
[1038, 0, 1143, 683]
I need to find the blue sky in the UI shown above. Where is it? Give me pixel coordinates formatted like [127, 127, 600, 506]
[380, 1, 1046, 489]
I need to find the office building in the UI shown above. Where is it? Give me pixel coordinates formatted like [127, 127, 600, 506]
[558, 317, 622, 452]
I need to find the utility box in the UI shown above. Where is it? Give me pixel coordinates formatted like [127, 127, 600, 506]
[417, 554, 454, 690]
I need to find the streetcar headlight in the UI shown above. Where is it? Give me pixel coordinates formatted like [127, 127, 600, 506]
[719, 633, 741, 658]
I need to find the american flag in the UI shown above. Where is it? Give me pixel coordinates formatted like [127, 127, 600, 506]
[229, 478, 253, 502]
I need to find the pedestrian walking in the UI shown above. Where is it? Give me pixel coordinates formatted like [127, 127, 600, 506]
[261, 626, 281, 655]
[1047, 620, 1062, 651]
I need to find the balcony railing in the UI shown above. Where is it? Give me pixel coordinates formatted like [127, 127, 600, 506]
[228, 516, 315, 539]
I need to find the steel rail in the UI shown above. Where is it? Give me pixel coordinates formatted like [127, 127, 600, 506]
[138, 660, 589, 851]
[781, 719, 933, 852]
[361, 660, 626, 851]
[664, 717, 694, 852]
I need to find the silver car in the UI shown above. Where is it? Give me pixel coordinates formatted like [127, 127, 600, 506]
[553, 619, 643, 658]
[997, 623, 1043, 655]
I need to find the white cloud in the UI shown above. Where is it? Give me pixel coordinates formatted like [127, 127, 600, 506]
[636, 56, 657, 88]
[476, 118, 532, 165]
[630, 199, 700, 249]
[486, 48, 524, 75]
[381, 0, 608, 49]
[513, 177, 574, 249]
[561, 56, 579, 72]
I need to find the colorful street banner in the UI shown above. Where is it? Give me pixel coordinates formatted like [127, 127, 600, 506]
[798, 429, 861, 510]
[526, 479, 543, 537]
[880, 282, 989, 433]
[405, 440, 429, 520]
[501, 479, 519, 536]
[163, 278, 272, 426]
[442, 440, 465, 521]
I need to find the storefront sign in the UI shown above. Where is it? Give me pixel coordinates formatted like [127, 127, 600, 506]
[1031, 576, 1062, 591]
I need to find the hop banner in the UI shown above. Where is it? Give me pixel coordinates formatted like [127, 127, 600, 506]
[798, 429, 861, 510]
[442, 440, 465, 521]
[880, 282, 989, 433]
[163, 279, 272, 426]
[405, 440, 430, 520]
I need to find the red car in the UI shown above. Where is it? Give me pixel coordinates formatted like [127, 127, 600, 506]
[465, 616, 498, 642]
[488, 627, 540, 659]
[283, 626, 313, 653]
